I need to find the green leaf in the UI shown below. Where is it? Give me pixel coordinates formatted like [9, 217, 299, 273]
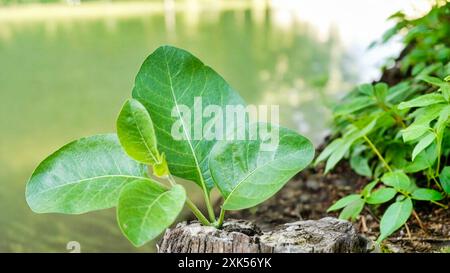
[439, 167, 450, 194]
[365, 187, 397, 204]
[401, 125, 429, 142]
[398, 93, 445, 109]
[440, 83, 450, 102]
[374, 83, 388, 102]
[117, 180, 186, 247]
[315, 138, 343, 164]
[404, 143, 437, 173]
[411, 188, 443, 201]
[209, 123, 314, 210]
[361, 181, 378, 198]
[339, 198, 365, 221]
[324, 119, 377, 173]
[132, 46, 246, 192]
[435, 105, 450, 132]
[333, 97, 375, 116]
[419, 75, 444, 86]
[412, 132, 435, 161]
[350, 155, 372, 177]
[153, 153, 169, 177]
[377, 198, 413, 243]
[358, 83, 374, 96]
[417, 63, 442, 78]
[380, 171, 412, 193]
[386, 81, 415, 103]
[117, 99, 160, 165]
[327, 194, 361, 212]
[325, 140, 352, 174]
[402, 104, 445, 142]
[412, 62, 426, 76]
[25, 134, 147, 214]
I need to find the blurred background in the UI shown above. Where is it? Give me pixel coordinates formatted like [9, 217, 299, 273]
[0, 0, 433, 252]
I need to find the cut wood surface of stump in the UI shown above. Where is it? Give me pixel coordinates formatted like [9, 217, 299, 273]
[158, 217, 372, 253]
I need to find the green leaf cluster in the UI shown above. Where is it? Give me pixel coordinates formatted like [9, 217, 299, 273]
[318, 3, 450, 243]
[25, 46, 314, 247]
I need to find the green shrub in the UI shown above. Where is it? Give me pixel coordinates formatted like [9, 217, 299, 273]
[317, 2, 450, 243]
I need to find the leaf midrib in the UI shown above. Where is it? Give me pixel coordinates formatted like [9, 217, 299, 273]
[137, 189, 172, 241]
[130, 104, 158, 163]
[162, 48, 207, 190]
[223, 147, 305, 206]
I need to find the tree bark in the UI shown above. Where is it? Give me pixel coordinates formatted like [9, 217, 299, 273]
[158, 217, 372, 253]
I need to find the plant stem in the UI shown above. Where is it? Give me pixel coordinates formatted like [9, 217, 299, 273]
[412, 210, 427, 233]
[431, 200, 448, 209]
[435, 133, 442, 177]
[200, 184, 216, 223]
[404, 223, 412, 240]
[430, 174, 443, 191]
[363, 135, 393, 172]
[215, 207, 226, 228]
[185, 198, 211, 226]
[166, 174, 211, 226]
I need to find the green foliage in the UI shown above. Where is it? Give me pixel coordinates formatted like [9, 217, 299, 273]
[25, 46, 314, 247]
[25, 134, 148, 214]
[210, 123, 314, 210]
[117, 180, 186, 247]
[318, 2, 450, 244]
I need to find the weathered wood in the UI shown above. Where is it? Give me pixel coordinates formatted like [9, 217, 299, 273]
[158, 217, 371, 253]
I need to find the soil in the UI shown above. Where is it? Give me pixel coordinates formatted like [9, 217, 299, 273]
[225, 158, 450, 253]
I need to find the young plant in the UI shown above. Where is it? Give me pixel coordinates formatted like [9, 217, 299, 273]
[25, 46, 314, 247]
[318, 2, 450, 244]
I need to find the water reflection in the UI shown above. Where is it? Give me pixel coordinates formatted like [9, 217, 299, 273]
[0, 1, 380, 252]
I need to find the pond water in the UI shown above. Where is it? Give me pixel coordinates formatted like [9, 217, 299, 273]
[0, 0, 417, 252]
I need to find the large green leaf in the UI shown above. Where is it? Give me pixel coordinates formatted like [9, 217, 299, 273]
[132, 45, 246, 192]
[209, 124, 314, 210]
[117, 180, 186, 247]
[25, 134, 147, 214]
[378, 197, 413, 243]
[117, 98, 160, 165]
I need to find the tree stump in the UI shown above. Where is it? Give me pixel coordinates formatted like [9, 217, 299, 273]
[158, 217, 372, 253]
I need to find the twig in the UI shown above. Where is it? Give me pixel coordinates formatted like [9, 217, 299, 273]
[404, 223, 412, 240]
[412, 209, 428, 234]
[360, 215, 368, 233]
